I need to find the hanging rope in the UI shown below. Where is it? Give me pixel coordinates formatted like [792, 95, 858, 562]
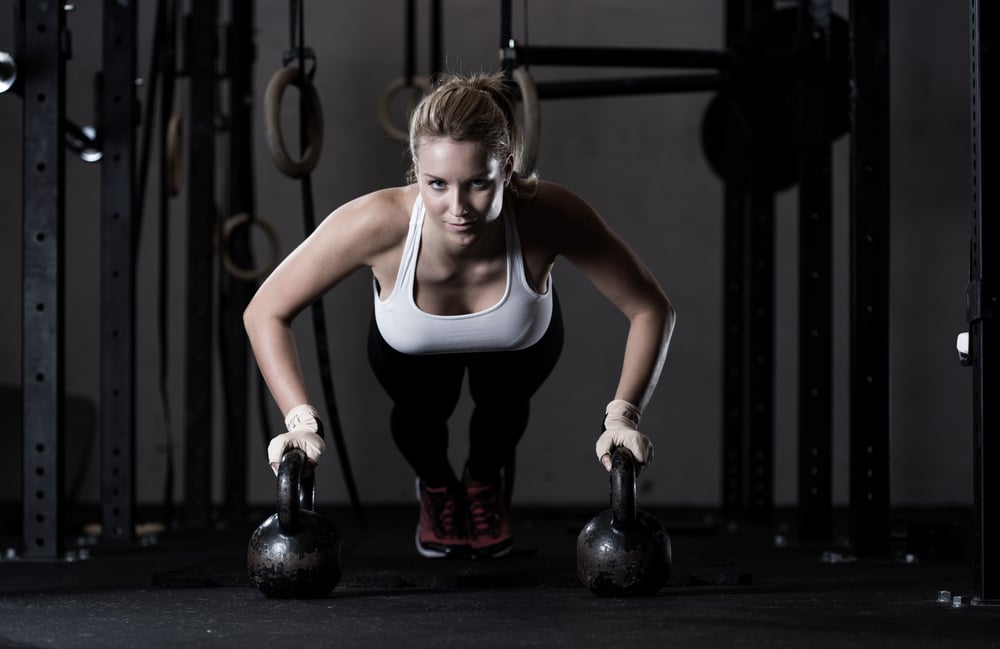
[511, 1, 541, 174]
[266, 0, 363, 522]
[129, 0, 181, 526]
[164, 113, 184, 196]
[378, 0, 430, 143]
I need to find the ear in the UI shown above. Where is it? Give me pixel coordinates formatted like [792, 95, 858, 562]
[502, 153, 515, 186]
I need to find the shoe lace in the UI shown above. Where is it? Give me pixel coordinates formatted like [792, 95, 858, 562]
[424, 488, 460, 537]
[466, 486, 500, 537]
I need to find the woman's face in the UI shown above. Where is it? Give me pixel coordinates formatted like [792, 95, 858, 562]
[414, 137, 512, 246]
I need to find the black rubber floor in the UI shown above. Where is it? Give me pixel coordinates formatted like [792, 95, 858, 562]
[0, 505, 997, 649]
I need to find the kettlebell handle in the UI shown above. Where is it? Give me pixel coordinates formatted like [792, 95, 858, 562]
[610, 446, 637, 530]
[277, 448, 309, 534]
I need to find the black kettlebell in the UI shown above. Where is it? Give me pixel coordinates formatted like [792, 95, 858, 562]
[247, 448, 343, 598]
[576, 446, 671, 596]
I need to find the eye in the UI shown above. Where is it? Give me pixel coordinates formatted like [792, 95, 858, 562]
[469, 178, 489, 189]
[428, 179, 446, 190]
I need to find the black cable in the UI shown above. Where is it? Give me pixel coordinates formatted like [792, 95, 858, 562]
[134, 0, 164, 256]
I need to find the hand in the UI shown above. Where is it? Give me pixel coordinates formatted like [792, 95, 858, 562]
[595, 399, 653, 472]
[267, 404, 326, 475]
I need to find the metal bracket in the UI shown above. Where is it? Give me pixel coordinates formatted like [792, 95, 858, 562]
[966, 278, 996, 324]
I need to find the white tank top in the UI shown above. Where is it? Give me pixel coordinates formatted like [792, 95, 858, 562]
[373, 195, 553, 355]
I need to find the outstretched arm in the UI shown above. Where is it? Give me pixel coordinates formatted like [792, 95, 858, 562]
[538, 182, 676, 469]
[244, 188, 407, 470]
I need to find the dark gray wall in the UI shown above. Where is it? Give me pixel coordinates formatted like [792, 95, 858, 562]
[0, 1, 974, 508]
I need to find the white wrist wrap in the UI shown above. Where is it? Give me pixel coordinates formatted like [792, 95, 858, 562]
[268, 404, 326, 474]
[284, 404, 320, 432]
[604, 399, 641, 431]
[596, 399, 653, 467]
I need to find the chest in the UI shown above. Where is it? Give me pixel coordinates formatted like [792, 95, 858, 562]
[413, 251, 509, 315]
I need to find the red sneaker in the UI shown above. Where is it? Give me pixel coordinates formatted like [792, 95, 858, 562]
[465, 482, 513, 558]
[415, 480, 468, 558]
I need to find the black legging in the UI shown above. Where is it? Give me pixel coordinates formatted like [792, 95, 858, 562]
[367, 292, 564, 488]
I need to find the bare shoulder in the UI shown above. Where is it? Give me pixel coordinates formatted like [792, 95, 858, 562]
[515, 180, 609, 254]
[525, 180, 591, 215]
[328, 185, 413, 236]
[315, 185, 415, 261]
[519, 180, 606, 228]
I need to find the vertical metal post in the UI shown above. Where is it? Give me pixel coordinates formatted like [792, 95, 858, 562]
[721, 169, 749, 524]
[745, 0, 777, 526]
[21, 0, 67, 560]
[796, 0, 834, 542]
[184, 0, 218, 527]
[848, 0, 891, 558]
[100, 0, 138, 545]
[721, 0, 775, 526]
[404, 0, 416, 83]
[969, 0, 1000, 603]
[500, 0, 513, 50]
[500, 0, 515, 72]
[721, 1, 749, 526]
[430, 0, 443, 78]
[747, 186, 775, 526]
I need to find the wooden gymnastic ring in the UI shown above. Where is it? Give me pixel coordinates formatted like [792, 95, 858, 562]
[511, 66, 540, 174]
[264, 65, 324, 178]
[165, 113, 184, 196]
[220, 212, 280, 281]
[377, 75, 431, 143]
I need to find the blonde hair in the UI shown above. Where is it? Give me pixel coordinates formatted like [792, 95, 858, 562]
[407, 71, 537, 197]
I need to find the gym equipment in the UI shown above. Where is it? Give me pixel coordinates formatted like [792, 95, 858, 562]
[248, 448, 343, 598]
[263, 63, 324, 178]
[378, 74, 431, 143]
[164, 114, 183, 196]
[577, 446, 671, 597]
[266, 0, 364, 522]
[2, 46, 101, 163]
[0, 51, 15, 94]
[378, 0, 441, 143]
[219, 213, 280, 281]
[511, 65, 539, 173]
[700, 7, 850, 192]
[967, 0, 1000, 602]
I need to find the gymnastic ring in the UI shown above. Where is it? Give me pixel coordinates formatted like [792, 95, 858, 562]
[377, 75, 431, 143]
[165, 113, 184, 197]
[220, 212, 280, 281]
[264, 65, 324, 178]
[512, 66, 540, 174]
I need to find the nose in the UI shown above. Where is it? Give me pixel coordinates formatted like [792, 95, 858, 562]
[449, 189, 469, 217]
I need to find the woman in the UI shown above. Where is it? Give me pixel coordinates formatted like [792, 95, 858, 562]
[244, 71, 675, 559]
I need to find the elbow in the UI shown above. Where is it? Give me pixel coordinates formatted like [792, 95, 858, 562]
[663, 295, 676, 335]
[242, 299, 258, 335]
[243, 293, 296, 344]
[243, 295, 268, 342]
[652, 289, 675, 336]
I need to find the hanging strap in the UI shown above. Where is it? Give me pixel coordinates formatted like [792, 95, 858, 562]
[133, 0, 179, 525]
[280, 0, 363, 521]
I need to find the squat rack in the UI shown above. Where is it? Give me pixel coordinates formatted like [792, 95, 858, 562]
[498, 0, 892, 556]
